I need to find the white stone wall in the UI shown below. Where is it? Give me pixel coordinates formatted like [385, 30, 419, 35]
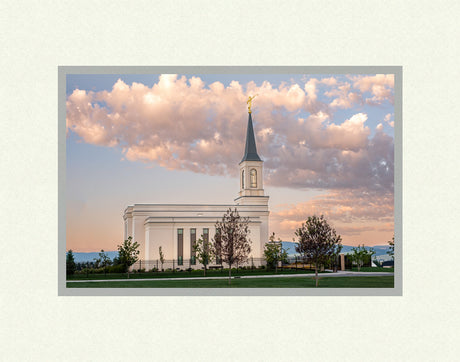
[124, 203, 268, 262]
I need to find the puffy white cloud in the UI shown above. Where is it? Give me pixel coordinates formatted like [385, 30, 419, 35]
[67, 75, 394, 192]
[322, 113, 370, 151]
[352, 74, 394, 105]
[384, 113, 394, 127]
[325, 83, 362, 109]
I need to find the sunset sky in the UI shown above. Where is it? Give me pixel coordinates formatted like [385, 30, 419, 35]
[66, 73, 395, 252]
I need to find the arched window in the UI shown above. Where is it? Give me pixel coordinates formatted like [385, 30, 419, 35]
[242, 170, 245, 189]
[250, 169, 257, 188]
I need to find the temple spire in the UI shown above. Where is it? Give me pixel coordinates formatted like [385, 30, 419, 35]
[240, 112, 262, 163]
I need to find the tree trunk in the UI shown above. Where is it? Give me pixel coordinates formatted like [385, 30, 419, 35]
[204, 265, 206, 277]
[315, 264, 319, 287]
[228, 264, 232, 285]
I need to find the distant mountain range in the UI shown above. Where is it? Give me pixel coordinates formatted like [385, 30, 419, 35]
[282, 242, 390, 256]
[71, 251, 119, 263]
[70, 243, 390, 263]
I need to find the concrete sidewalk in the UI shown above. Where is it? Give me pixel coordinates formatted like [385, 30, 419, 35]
[67, 271, 394, 283]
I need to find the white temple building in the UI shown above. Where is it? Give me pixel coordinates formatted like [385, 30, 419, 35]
[123, 105, 269, 267]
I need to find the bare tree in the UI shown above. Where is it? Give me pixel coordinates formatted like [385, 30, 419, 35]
[295, 215, 342, 287]
[213, 208, 251, 285]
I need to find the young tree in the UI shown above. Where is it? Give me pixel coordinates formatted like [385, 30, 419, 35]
[159, 246, 165, 271]
[350, 244, 375, 271]
[117, 236, 140, 278]
[97, 249, 112, 276]
[192, 236, 214, 277]
[387, 235, 394, 260]
[213, 208, 251, 285]
[66, 249, 76, 276]
[295, 215, 342, 287]
[263, 232, 288, 273]
[329, 242, 343, 273]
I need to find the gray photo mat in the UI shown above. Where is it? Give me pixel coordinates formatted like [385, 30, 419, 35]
[58, 65, 402, 296]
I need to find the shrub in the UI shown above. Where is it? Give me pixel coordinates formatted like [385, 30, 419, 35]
[107, 264, 126, 273]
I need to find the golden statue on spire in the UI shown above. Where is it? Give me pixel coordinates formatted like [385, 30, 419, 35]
[247, 94, 258, 113]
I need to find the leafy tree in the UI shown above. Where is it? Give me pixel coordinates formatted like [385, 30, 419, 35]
[117, 236, 140, 278]
[192, 236, 215, 277]
[213, 208, 251, 285]
[96, 249, 112, 276]
[387, 235, 394, 260]
[112, 255, 121, 266]
[93, 256, 100, 269]
[66, 249, 76, 276]
[263, 232, 288, 272]
[295, 215, 342, 287]
[159, 246, 165, 271]
[350, 244, 375, 271]
[329, 241, 343, 272]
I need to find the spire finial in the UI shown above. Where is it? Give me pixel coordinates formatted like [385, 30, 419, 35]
[247, 94, 258, 114]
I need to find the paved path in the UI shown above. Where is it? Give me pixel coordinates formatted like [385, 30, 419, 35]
[67, 271, 394, 283]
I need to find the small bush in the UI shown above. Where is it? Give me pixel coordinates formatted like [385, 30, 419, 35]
[107, 264, 126, 273]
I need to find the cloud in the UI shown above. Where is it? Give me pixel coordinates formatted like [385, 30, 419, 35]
[337, 225, 376, 236]
[351, 74, 394, 105]
[325, 83, 362, 109]
[384, 113, 394, 127]
[264, 120, 394, 192]
[67, 75, 394, 191]
[273, 188, 394, 224]
[270, 188, 394, 242]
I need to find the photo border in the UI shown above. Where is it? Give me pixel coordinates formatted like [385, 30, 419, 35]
[58, 65, 402, 296]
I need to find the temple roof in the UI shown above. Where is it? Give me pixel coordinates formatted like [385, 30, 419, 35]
[240, 113, 262, 163]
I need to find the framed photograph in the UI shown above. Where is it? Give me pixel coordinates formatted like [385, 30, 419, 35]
[59, 66, 401, 296]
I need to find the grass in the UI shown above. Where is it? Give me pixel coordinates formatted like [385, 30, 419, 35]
[349, 267, 394, 273]
[67, 276, 394, 288]
[66, 268, 321, 281]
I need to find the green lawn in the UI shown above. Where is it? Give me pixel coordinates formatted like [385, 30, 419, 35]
[67, 276, 394, 288]
[67, 268, 320, 281]
[349, 267, 394, 273]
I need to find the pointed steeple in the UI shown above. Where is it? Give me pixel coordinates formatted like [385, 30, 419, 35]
[240, 112, 262, 164]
